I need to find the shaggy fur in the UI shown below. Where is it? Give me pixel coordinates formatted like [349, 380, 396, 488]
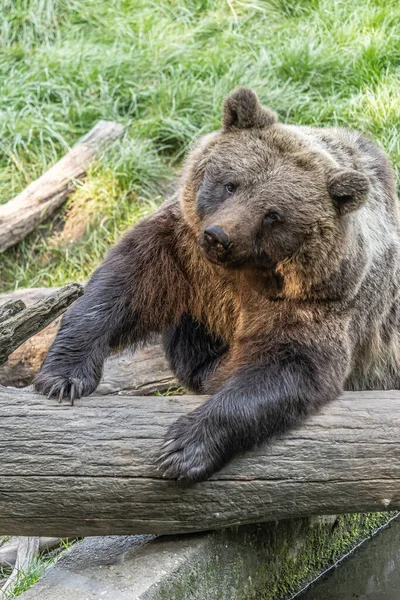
[35, 88, 400, 482]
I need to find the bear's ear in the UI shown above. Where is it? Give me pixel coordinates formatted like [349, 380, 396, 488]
[222, 88, 278, 132]
[328, 169, 370, 215]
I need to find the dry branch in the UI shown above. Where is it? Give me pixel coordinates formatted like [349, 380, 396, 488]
[0, 315, 62, 387]
[0, 300, 25, 324]
[0, 386, 398, 537]
[0, 538, 61, 569]
[0, 120, 125, 253]
[0, 287, 174, 389]
[0, 283, 83, 366]
[1, 537, 39, 596]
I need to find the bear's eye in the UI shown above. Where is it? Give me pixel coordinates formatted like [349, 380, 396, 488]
[264, 211, 283, 223]
[225, 183, 236, 194]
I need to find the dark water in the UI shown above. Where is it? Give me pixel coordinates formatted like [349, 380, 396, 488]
[297, 516, 400, 600]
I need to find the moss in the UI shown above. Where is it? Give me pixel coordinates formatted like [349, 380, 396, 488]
[155, 513, 397, 600]
[262, 513, 395, 599]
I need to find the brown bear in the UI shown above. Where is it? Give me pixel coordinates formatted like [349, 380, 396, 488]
[35, 88, 400, 482]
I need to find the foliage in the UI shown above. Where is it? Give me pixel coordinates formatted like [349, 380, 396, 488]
[1, 0, 400, 290]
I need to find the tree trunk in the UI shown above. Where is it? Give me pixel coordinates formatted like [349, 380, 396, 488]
[0, 120, 124, 253]
[0, 386, 398, 537]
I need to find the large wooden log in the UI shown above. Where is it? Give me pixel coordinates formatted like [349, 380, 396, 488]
[0, 386, 398, 537]
[0, 120, 124, 253]
[0, 283, 83, 365]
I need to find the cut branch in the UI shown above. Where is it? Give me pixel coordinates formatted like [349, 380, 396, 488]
[0, 386, 398, 537]
[0, 538, 61, 569]
[0, 300, 25, 325]
[0, 283, 83, 366]
[0, 120, 125, 253]
[0, 287, 174, 390]
[1, 537, 39, 596]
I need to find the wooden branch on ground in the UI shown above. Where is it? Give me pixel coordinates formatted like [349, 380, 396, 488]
[0, 120, 125, 253]
[0, 313, 62, 387]
[0, 300, 26, 324]
[0, 538, 61, 569]
[0, 386, 398, 537]
[0, 284, 83, 366]
[1, 537, 39, 596]
[0, 287, 175, 390]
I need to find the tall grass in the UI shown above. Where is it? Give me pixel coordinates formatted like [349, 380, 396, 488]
[1, 0, 400, 290]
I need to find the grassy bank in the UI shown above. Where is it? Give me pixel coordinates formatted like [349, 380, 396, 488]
[1, 0, 400, 291]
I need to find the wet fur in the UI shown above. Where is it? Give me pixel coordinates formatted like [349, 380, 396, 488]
[35, 88, 400, 481]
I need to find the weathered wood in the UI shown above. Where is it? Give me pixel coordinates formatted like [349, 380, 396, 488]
[96, 347, 177, 396]
[0, 386, 398, 536]
[0, 120, 125, 253]
[1, 537, 39, 595]
[0, 537, 61, 569]
[0, 289, 68, 386]
[0, 300, 25, 325]
[0, 317, 62, 387]
[0, 287, 175, 390]
[0, 283, 83, 365]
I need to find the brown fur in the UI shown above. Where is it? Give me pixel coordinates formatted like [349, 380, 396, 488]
[35, 88, 400, 481]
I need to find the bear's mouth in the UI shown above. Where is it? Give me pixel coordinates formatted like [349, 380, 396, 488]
[200, 243, 278, 273]
[201, 247, 233, 266]
[200, 243, 251, 268]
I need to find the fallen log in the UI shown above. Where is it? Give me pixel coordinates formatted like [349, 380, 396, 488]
[96, 346, 177, 396]
[0, 283, 83, 365]
[0, 386, 398, 537]
[0, 287, 175, 390]
[0, 120, 125, 253]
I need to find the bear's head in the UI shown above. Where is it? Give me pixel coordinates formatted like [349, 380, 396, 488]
[180, 88, 370, 298]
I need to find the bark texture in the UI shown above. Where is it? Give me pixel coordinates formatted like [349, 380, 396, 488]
[0, 386, 398, 536]
[0, 284, 83, 366]
[0, 288, 174, 390]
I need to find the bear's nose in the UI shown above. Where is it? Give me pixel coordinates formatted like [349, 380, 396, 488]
[203, 226, 230, 251]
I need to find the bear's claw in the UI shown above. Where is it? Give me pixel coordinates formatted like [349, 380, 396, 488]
[156, 413, 226, 482]
[35, 372, 95, 405]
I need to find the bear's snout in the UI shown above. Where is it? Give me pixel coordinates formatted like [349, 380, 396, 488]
[200, 225, 232, 264]
[204, 226, 230, 250]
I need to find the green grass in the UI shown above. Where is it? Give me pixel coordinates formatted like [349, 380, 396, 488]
[0, 561, 47, 598]
[155, 386, 186, 396]
[0, 538, 79, 598]
[1, 0, 400, 291]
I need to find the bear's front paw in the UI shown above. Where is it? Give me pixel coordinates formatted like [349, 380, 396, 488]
[156, 412, 228, 482]
[34, 368, 99, 405]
